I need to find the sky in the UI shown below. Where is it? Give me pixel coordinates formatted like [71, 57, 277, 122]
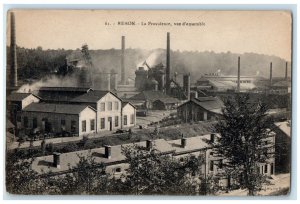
[7, 10, 292, 61]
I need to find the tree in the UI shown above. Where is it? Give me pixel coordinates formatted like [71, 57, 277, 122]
[210, 94, 274, 195]
[119, 143, 203, 195]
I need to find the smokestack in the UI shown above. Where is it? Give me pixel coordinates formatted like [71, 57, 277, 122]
[110, 69, 117, 90]
[166, 32, 171, 94]
[10, 12, 18, 87]
[285, 62, 288, 80]
[270, 62, 273, 87]
[210, 133, 215, 143]
[183, 74, 191, 100]
[121, 36, 125, 85]
[107, 73, 111, 91]
[104, 145, 111, 159]
[53, 152, 61, 168]
[237, 56, 240, 92]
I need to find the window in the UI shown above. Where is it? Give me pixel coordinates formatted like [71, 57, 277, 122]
[90, 119, 95, 131]
[130, 114, 134, 124]
[115, 116, 119, 127]
[124, 115, 127, 125]
[82, 120, 86, 132]
[114, 101, 119, 110]
[108, 102, 112, 111]
[32, 118, 37, 129]
[264, 164, 268, 174]
[210, 161, 214, 171]
[71, 120, 76, 133]
[100, 103, 105, 111]
[24, 116, 28, 128]
[61, 119, 66, 126]
[101, 118, 105, 129]
[17, 115, 21, 122]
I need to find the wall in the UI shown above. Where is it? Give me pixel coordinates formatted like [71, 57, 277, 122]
[21, 107, 96, 137]
[122, 104, 136, 129]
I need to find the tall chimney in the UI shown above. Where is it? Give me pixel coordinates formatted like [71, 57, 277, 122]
[183, 74, 191, 100]
[121, 36, 125, 85]
[107, 73, 111, 91]
[166, 32, 171, 94]
[181, 137, 187, 148]
[285, 61, 288, 80]
[237, 56, 240, 92]
[270, 62, 273, 87]
[10, 12, 18, 87]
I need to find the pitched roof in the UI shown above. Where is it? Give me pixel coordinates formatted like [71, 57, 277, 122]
[178, 96, 224, 114]
[71, 90, 110, 103]
[272, 80, 291, 87]
[7, 93, 39, 102]
[129, 90, 176, 102]
[23, 103, 95, 115]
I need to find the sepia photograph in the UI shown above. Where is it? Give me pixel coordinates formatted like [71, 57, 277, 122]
[5, 9, 292, 196]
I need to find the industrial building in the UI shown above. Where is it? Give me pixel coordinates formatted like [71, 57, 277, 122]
[21, 103, 97, 137]
[30, 132, 276, 188]
[177, 96, 224, 122]
[128, 90, 179, 110]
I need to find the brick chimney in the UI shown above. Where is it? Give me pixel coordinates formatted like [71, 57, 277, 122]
[210, 133, 215, 143]
[181, 137, 187, 148]
[146, 140, 153, 150]
[105, 145, 111, 159]
[53, 152, 61, 168]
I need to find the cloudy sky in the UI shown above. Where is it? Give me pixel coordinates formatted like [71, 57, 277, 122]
[7, 10, 292, 61]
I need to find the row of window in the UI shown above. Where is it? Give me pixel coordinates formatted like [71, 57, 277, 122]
[99, 114, 135, 129]
[23, 117, 78, 133]
[81, 119, 95, 132]
[100, 101, 119, 112]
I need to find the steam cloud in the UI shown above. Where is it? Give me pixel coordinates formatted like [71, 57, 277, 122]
[17, 75, 78, 93]
[137, 50, 164, 70]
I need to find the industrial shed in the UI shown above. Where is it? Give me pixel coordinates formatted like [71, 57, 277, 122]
[177, 96, 224, 122]
[22, 103, 96, 137]
[129, 90, 179, 110]
[152, 98, 180, 110]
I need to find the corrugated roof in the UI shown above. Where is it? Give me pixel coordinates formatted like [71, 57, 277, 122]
[71, 90, 109, 103]
[23, 103, 94, 115]
[7, 93, 36, 101]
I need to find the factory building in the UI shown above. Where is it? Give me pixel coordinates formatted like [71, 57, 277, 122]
[177, 96, 224, 122]
[70, 90, 136, 132]
[21, 103, 96, 137]
[7, 92, 41, 126]
[30, 133, 275, 188]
